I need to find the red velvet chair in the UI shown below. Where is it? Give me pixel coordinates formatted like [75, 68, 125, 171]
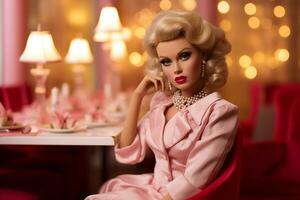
[0, 168, 63, 200]
[276, 96, 300, 181]
[273, 84, 300, 142]
[0, 85, 32, 112]
[187, 128, 242, 200]
[240, 85, 300, 200]
[239, 83, 261, 142]
[240, 82, 279, 142]
[0, 188, 38, 200]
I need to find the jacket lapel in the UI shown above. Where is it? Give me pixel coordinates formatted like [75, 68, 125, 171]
[149, 105, 168, 152]
[166, 92, 222, 149]
[148, 92, 222, 150]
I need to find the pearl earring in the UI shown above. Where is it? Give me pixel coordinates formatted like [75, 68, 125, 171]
[201, 60, 206, 78]
[168, 80, 173, 91]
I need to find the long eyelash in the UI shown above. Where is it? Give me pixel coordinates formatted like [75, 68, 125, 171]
[159, 59, 170, 64]
[180, 52, 192, 57]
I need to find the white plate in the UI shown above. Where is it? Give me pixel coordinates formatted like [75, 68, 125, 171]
[40, 126, 86, 133]
[0, 124, 26, 131]
[87, 122, 115, 128]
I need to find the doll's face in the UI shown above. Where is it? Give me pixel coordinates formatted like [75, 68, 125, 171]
[156, 37, 205, 96]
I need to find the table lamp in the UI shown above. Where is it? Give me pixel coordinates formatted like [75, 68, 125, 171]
[94, 6, 129, 101]
[65, 37, 93, 96]
[20, 27, 61, 108]
[94, 6, 123, 42]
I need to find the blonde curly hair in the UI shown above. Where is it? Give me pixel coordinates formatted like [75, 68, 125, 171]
[144, 10, 231, 90]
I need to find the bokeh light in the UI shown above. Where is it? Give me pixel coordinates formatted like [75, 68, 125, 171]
[278, 25, 291, 38]
[244, 66, 257, 79]
[219, 19, 232, 32]
[217, 1, 230, 14]
[129, 52, 144, 67]
[160, 0, 172, 10]
[134, 27, 145, 39]
[244, 3, 256, 16]
[239, 55, 251, 68]
[275, 49, 289, 62]
[181, 0, 197, 11]
[273, 5, 285, 18]
[248, 16, 260, 29]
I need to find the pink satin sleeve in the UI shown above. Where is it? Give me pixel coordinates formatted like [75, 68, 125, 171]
[114, 92, 166, 164]
[167, 103, 238, 200]
[114, 113, 150, 165]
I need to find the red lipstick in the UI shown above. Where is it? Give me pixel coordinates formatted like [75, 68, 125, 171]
[175, 76, 187, 84]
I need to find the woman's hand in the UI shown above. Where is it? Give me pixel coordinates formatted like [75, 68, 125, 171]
[134, 74, 165, 97]
[161, 194, 173, 200]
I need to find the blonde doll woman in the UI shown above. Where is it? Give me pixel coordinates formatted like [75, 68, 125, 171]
[86, 10, 238, 200]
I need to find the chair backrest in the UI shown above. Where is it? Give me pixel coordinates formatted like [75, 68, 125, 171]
[0, 188, 38, 200]
[277, 96, 300, 181]
[0, 85, 33, 112]
[273, 84, 300, 142]
[187, 128, 243, 200]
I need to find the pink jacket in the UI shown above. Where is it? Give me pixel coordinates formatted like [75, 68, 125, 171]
[115, 91, 238, 200]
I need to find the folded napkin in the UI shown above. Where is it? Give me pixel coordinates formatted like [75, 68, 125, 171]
[49, 112, 77, 129]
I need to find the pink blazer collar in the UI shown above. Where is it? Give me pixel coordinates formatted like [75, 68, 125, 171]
[148, 91, 222, 150]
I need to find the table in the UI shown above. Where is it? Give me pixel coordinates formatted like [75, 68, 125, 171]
[0, 125, 122, 192]
[0, 126, 122, 146]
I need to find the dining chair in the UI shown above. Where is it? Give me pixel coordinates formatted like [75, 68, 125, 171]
[0, 84, 32, 112]
[240, 91, 300, 200]
[187, 128, 242, 200]
[273, 83, 300, 142]
[0, 188, 38, 200]
[240, 82, 279, 142]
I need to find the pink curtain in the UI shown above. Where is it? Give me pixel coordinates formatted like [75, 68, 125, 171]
[2, 0, 27, 86]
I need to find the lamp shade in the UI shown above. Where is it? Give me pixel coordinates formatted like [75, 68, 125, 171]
[94, 6, 123, 42]
[65, 38, 94, 64]
[20, 31, 61, 63]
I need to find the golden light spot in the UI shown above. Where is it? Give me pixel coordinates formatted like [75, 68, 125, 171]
[244, 66, 257, 79]
[244, 3, 256, 16]
[160, 0, 172, 10]
[219, 19, 232, 32]
[274, 5, 285, 18]
[137, 9, 154, 25]
[129, 52, 144, 67]
[239, 55, 251, 68]
[217, 1, 230, 14]
[248, 16, 260, 29]
[253, 51, 265, 63]
[275, 49, 289, 62]
[181, 0, 197, 11]
[67, 9, 88, 27]
[134, 27, 145, 39]
[278, 25, 291, 38]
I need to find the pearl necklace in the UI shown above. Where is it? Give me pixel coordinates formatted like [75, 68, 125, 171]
[172, 89, 207, 110]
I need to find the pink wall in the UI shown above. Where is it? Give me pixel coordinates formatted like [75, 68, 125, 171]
[197, 0, 218, 25]
[2, 0, 27, 86]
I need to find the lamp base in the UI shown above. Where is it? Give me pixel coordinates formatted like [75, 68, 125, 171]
[29, 64, 50, 125]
